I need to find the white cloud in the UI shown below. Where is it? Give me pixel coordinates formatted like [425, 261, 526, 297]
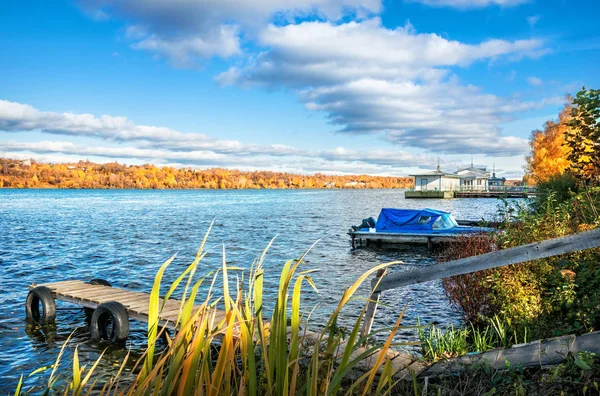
[0, 100, 441, 174]
[408, 0, 529, 8]
[218, 19, 551, 156]
[527, 76, 543, 86]
[78, 0, 381, 65]
[132, 26, 242, 67]
[527, 15, 540, 28]
[0, 139, 434, 175]
[220, 19, 545, 86]
[0, 99, 207, 143]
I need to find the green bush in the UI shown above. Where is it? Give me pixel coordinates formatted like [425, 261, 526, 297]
[441, 180, 600, 340]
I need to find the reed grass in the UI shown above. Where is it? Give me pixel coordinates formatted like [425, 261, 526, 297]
[17, 228, 414, 395]
[417, 316, 531, 362]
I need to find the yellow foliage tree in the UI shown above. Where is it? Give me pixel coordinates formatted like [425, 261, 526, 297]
[0, 158, 414, 190]
[525, 102, 572, 183]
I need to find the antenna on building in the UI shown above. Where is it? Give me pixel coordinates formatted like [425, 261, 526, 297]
[471, 155, 473, 168]
[436, 156, 440, 173]
[493, 163, 496, 178]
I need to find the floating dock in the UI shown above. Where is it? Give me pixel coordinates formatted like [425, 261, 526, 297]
[349, 231, 460, 250]
[404, 191, 454, 199]
[25, 279, 426, 379]
[26, 280, 227, 342]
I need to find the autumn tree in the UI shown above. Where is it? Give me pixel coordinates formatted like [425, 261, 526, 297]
[565, 87, 600, 184]
[525, 101, 572, 183]
[0, 158, 414, 189]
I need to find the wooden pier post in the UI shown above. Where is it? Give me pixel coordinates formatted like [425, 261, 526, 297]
[361, 268, 387, 339]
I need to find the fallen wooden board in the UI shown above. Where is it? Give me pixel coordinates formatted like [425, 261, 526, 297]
[375, 227, 600, 292]
[422, 331, 600, 376]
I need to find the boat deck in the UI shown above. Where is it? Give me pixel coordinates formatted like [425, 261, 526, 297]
[33, 280, 226, 331]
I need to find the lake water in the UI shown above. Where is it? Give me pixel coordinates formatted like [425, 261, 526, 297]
[0, 189, 510, 391]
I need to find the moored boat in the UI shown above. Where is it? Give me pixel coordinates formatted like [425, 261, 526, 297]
[349, 208, 494, 249]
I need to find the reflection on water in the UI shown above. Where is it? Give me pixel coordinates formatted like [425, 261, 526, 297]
[0, 189, 511, 391]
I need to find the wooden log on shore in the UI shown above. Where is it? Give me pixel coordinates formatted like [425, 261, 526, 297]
[421, 331, 600, 376]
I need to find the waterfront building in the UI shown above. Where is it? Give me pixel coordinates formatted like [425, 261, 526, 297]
[410, 160, 501, 192]
[488, 164, 507, 188]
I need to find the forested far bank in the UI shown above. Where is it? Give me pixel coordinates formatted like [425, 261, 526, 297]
[0, 158, 413, 189]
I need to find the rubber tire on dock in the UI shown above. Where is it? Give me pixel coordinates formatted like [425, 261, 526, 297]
[89, 279, 111, 287]
[26, 286, 56, 324]
[90, 301, 129, 343]
[84, 279, 112, 320]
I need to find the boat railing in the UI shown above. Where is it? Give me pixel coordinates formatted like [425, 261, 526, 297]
[360, 227, 600, 337]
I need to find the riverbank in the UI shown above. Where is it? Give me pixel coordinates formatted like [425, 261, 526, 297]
[407, 179, 600, 393]
[0, 158, 413, 189]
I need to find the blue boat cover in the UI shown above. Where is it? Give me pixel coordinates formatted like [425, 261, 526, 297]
[375, 208, 453, 232]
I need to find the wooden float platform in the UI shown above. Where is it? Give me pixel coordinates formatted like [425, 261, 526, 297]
[349, 230, 459, 249]
[32, 280, 427, 379]
[33, 280, 225, 331]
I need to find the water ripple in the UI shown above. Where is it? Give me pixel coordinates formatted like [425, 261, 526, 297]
[0, 189, 506, 391]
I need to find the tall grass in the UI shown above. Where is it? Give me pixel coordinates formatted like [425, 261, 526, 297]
[17, 229, 414, 395]
[418, 316, 530, 362]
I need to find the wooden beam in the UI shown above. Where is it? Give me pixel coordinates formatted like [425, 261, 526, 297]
[375, 227, 600, 292]
[360, 268, 387, 339]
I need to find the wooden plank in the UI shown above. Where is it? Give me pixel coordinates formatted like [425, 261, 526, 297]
[73, 290, 138, 302]
[47, 280, 90, 289]
[375, 227, 600, 292]
[58, 288, 133, 300]
[84, 295, 136, 305]
[94, 294, 149, 305]
[56, 285, 117, 295]
[44, 284, 92, 294]
[59, 292, 132, 303]
[50, 283, 102, 294]
[159, 308, 185, 319]
[361, 268, 386, 338]
[123, 301, 151, 312]
[38, 280, 83, 288]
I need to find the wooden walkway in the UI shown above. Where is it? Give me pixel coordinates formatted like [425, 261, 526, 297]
[454, 191, 534, 198]
[34, 280, 226, 331]
[32, 280, 425, 378]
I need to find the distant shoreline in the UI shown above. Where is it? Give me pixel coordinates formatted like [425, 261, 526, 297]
[0, 186, 409, 190]
[0, 158, 414, 190]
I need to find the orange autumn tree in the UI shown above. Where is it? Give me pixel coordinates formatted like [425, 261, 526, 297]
[525, 101, 573, 183]
[0, 158, 414, 190]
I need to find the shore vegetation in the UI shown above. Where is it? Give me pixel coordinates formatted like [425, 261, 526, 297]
[0, 158, 413, 189]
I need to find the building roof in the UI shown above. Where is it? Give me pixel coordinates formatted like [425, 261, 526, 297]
[457, 166, 487, 173]
[412, 161, 495, 179]
[408, 171, 461, 178]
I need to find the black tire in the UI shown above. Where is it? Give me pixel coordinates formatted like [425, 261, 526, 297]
[89, 279, 111, 287]
[26, 286, 56, 324]
[85, 279, 112, 319]
[90, 301, 129, 343]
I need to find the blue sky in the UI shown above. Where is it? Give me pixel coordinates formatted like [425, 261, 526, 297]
[1, 0, 598, 178]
